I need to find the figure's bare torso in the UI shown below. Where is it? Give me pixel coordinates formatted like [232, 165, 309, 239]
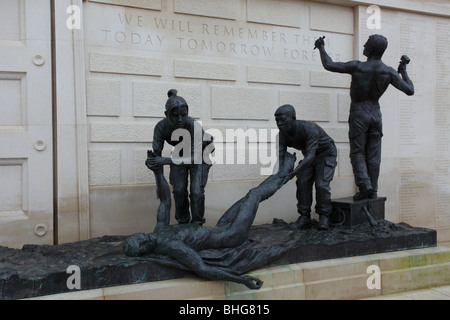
[350, 60, 392, 104]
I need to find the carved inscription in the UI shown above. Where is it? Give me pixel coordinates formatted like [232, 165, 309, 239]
[91, 9, 347, 63]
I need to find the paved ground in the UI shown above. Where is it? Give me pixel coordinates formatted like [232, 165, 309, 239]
[361, 285, 450, 300]
[361, 241, 450, 300]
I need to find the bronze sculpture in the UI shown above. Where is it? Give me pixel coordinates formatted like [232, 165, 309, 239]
[275, 105, 337, 231]
[124, 152, 297, 289]
[124, 34, 417, 288]
[315, 35, 414, 200]
[146, 90, 214, 225]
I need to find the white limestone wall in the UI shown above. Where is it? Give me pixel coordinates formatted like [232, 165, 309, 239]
[63, 0, 450, 242]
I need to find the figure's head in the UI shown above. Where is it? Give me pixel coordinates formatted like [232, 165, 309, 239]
[275, 104, 296, 133]
[123, 233, 158, 257]
[363, 34, 388, 59]
[165, 89, 189, 129]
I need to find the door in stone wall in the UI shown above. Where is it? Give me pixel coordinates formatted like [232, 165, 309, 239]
[0, 0, 53, 248]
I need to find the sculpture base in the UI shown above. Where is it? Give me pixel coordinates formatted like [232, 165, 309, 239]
[330, 196, 387, 226]
[28, 246, 450, 300]
[0, 220, 436, 300]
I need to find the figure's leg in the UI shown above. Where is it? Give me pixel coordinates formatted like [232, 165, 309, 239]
[189, 164, 211, 225]
[170, 165, 190, 224]
[348, 110, 373, 200]
[350, 131, 373, 199]
[366, 126, 382, 198]
[295, 164, 315, 229]
[314, 149, 337, 230]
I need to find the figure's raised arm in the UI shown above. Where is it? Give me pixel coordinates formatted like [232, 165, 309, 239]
[315, 36, 358, 74]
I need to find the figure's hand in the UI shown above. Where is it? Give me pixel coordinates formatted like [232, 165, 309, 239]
[241, 275, 263, 290]
[281, 171, 297, 185]
[314, 36, 326, 50]
[398, 55, 410, 73]
[145, 158, 158, 171]
[397, 61, 407, 74]
[278, 152, 297, 184]
[145, 156, 169, 170]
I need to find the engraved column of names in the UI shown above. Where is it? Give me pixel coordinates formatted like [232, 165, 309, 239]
[398, 20, 420, 223]
[435, 21, 450, 226]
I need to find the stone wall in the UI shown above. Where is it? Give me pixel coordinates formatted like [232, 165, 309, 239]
[61, 0, 450, 242]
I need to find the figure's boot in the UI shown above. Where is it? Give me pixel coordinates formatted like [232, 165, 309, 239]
[318, 215, 330, 231]
[351, 158, 373, 200]
[353, 184, 374, 201]
[295, 214, 312, 229]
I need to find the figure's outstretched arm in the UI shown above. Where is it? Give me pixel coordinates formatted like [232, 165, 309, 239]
[315, 36, 358, 74]
[167, 240, 263, 289]
[146, 154, 192, 167]
[148, 126, 175, 168]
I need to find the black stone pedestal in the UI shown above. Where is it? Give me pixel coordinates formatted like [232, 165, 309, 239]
[330, 196, 387, 226]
